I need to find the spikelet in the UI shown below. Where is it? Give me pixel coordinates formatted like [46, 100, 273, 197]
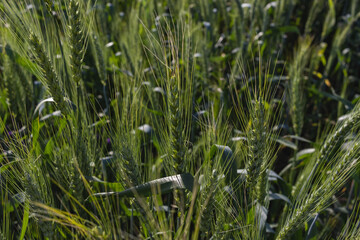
[29, 32, 68, 115]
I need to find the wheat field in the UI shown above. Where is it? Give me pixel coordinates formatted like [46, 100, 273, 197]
[0, 0, 360, 239]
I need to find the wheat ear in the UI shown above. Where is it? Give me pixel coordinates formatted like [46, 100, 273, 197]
[116, 141, 141, 187]
[292, 106, 360, 196]
[199, 171, 218, 238]
[24, 169, 54, 239]
[168, 75, 185, 174]
[29, 32, 68, 115]
[288, 37, 312, 137]
[246, 99, 266, 188]
[68, 0, 84, 85]
[277, 142, 360, 240]
[92, 33, 106, 86]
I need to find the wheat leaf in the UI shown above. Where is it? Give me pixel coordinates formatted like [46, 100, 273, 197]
[90, 173, 194, 198]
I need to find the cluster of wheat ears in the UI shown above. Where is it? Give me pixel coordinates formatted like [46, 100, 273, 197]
[0, 0, 360, 239]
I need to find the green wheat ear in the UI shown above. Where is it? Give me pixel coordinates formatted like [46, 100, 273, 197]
[92, 33, 107, 86]
[231, 59, 280, 208]
[199, 170, 218, 239]
[288, 36, 312, 137]
[23, 157, 55, 239]
[68, 0, 84, 85]
[247, 97, 278, 207]
[277, 140, 360, 240]
[168, 74, 185, 174]
[29, 32, 69, 115]
[2, 52, 17, 114]
[112, 136, 141, 188]
[246, 99, 266, 189]
[292, 103, 360, 197]
[2, 49, 30, 119]
[120, 144, 141, 187]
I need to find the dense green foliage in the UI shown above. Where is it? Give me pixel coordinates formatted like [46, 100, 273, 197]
[0, 0, 360, 239]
